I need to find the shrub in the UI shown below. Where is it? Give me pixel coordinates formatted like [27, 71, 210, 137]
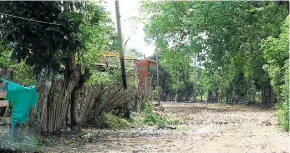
[143, 100, 155, 114]
[276, 101, 289, 132]
[142, 101, 179, 127]
[103, 113, 130, 130]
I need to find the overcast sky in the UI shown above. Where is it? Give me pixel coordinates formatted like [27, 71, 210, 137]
[101, 0, 155, 57]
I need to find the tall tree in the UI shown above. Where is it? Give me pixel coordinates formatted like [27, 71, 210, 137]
[141, 1, 288, 104]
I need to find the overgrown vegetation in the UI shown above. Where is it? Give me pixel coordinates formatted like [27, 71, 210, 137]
[103, 113, 131, 130]
[140, 1, 289, 131]
[262, 16, 289, 131]
[132, 101, 179, 128]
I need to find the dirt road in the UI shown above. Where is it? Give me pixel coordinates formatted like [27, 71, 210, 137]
[47, 102, 290, 153]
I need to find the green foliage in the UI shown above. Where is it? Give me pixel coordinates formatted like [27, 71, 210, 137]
[141, 1, 288, 104]
[192, 1, 287, 102]
[262, 16, 289, 131]
[143, 101, 155, 114]
[275, 99, 289, 132]
[0, 48, 34, 86]
[0, 2, 85, 73]
[88, 72, 114, 86]
[144, 113, 169, 127]
[88, 66, 135, 86]
[0, 1, 116, 76]
[141, 101, 179, 127]
[103, 113, 131, 130]
[140, 2, 197, 99]
[80, 2, 117, 71]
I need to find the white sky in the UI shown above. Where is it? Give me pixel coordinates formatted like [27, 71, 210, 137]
[101, 0, 155, 57]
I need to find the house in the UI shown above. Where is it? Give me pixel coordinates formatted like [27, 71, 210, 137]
[96, 51, 157, 108]
[96, 51, 136, 72]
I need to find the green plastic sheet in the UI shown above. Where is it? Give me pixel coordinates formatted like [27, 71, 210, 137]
[1, 78, 38, 136]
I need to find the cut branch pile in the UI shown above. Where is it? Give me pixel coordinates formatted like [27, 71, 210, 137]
[36, 76, 137, 132]
[89, 85, 138, 121]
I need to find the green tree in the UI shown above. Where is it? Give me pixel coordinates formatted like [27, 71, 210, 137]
[140, 1, 288, 105]
[140, 1, 197, 101]
[262, 16, 289, 131]
[0, 1, 113, 131]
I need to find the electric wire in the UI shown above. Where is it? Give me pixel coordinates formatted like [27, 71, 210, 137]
[0, 12, 62, 26]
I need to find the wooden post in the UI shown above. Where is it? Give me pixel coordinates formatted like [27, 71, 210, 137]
[115, 0, 130, 120]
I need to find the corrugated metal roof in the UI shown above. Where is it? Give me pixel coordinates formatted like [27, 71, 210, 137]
[102, 51, 136, 60]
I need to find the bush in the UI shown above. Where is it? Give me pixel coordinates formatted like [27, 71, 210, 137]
[142, 101, 179, 127]
[262, 16, 289, 131]
[103, 113, 130, 130]
[275, 76, 289, 132]
[144, 113, 168, 127]
[276, 101, 289, 132]
[143, 100, 155, 114]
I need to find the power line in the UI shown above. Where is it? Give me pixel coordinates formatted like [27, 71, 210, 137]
[0, 12, 62, 26]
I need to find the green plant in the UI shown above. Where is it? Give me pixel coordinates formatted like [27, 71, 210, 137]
[141, 101, 179, 127]
[103, 113, 130, 130]
[275, 101, 289, 132]
[143, 101, 155, 114]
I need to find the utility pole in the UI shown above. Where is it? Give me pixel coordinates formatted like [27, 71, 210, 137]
[155, 28, 160, 106]
[115, 0, 130, 120]
[115, 0, 127, 89]
[193, 54, 197, 102]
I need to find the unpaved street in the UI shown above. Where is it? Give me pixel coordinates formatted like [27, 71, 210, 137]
[48, 102, 290, 153]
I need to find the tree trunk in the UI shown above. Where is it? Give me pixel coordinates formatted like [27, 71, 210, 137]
[207, 91, 214, 103]
[177, 90, 182, 102]
[134, 95, 139, 112]
[123, 103, 131, 120]
[70, 87, 80, 132]
[262, 82, 275, 105]
[226, 89, 230, 103]
[214, 88, 219, 103]
[252, 92, 256, 102]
